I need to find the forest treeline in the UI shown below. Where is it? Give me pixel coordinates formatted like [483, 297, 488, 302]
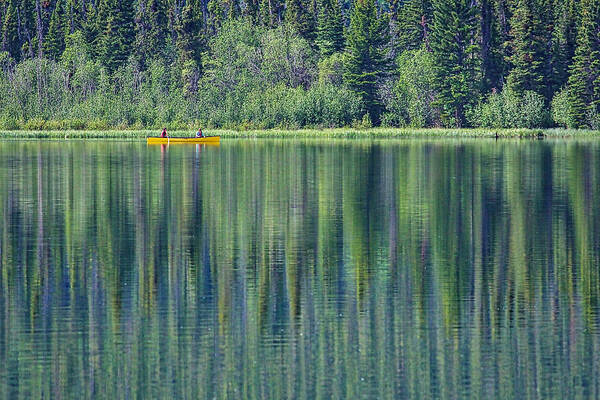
[0, 0, 598, 129]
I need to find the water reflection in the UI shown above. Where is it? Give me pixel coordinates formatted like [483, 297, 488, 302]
[0, 139, 599, 399]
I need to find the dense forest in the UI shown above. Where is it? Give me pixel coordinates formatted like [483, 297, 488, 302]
[0, 0, 598, 129]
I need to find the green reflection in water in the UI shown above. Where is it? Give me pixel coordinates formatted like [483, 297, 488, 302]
[0, 139, 599, 399]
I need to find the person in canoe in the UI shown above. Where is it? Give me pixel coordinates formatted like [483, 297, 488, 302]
[195, 128, 204, 138]
[161, 128, 168, 138]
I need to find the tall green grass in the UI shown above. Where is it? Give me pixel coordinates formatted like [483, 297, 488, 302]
[0, 128, 599, 139]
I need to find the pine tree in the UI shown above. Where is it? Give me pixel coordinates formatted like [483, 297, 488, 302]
[285, 0, 315, 42]
[207, 0, 225, 34]
[98, 0, 135, 72]
[135, 0, 168, 68]
[260, 0, 284, 27]
[550, 0, 577, 94]
[567, 0, 600, 127]
[176, 0, 204, 95]
[84, 1, 102, 57]
[2, 0, 21, 60]
[64, 0, 85, 35]
[430, 0, 480, 126]
[505, 0, 546, 94]
[343, 0, 388, 123]
[223, 0, 241, 19]
[44, 0, 66, 59]
[316, 0, 344, 56]
[245, 0, 260, 21]
[479, 0, 504, 92]
[395, 0, 431, 52]
[18, 0, 36, 58]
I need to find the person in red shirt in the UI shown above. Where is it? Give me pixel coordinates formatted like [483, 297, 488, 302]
[160, 128, 167, 138]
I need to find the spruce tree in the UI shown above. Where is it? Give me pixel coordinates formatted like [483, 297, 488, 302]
[245, 0, 260, 21]
[316, 0, 344, 56]
[135, 0, 168, 68]
[207, 0, 225, 34]
[285, 0, 315, 42]
[98, 0, 134, 72]
[550, 0, 577, 93]
[479, 0, 504, 92]
[343, 0, 388, 123]
[505, 0, 546, 94]
[567, 0, 600, 127]
[430, 0, 480, 126]
[395, 0, 431, 52]
[18, 0, 36, 58]
[176, 1, 204, 95]
[44, 0, 66, 59]
[2, 0, 20, 60]
[64, 0, 85, 35]
[260, 0, 284, 27]
[223, 0, 241, 19]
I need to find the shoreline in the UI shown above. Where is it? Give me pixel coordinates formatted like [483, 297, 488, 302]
[1, 128, 600, 139]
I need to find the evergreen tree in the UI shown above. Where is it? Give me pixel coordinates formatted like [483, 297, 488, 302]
[223, 0, 242, 19]
[2, 0, 20, 60]
[245, 0, 261, 21]
[176, 1, 204, 95]
[285, 0, 315, 42]
[550, 0, 577, 94]
[18, 0, 36, 58]
[44, 0, 66, 59]
[505, 0, 546, 94]
[135, 0, 168, 68]
[83, 1, 101, 57]
[260, 0, 284, 27]
[567, 0, 600, 127]
[207, 0, 226, 34]
[479, 0, 503, 92]
[395, 0, 431, 52]
[316, 0, 344, 56]
[98, 0, 134, 72]
[64, 0, 85, 35]
[430, 0, 480, 126]
[343, 0, 388, 123]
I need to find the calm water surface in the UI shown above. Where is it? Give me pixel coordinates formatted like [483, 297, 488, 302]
[0, 139, 599, 399]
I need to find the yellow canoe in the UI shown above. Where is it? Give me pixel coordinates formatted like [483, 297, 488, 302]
[147, 136, 220, 144]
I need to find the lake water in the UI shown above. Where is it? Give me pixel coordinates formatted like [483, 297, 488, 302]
[0, 139, 599, 399]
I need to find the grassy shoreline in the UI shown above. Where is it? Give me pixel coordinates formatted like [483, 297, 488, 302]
[1, 128, 600, 139]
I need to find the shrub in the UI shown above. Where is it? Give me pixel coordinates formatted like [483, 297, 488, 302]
[551, 87, 573, 128]
[471, 86, 550, 128]
[0, 115, 19, 130]
[588, 107, 600, 130]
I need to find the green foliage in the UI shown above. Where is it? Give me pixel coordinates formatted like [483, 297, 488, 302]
[343, 0, 388, 123]
[261, 25, 316, 88]
[316, 0, 344, 56]
[430, 0, 480, 126]
[551, 87, 574, 128]
[98, 0, 135, 73]
[550, 0, 577, 95]
[505, 0, 547, 95]
[470, 86, 550, 128]
[1, 1, 20, 61]
[44, 0, 66, 60]
[0, 0, 594, 129]
[318, 52, 344, 84]
[285, 0, 316, 41]
[394, 0, 431, 52]
[135, 0, 169, 68]
[566, 0, 600, 128]
[382, 48, 437, 127]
